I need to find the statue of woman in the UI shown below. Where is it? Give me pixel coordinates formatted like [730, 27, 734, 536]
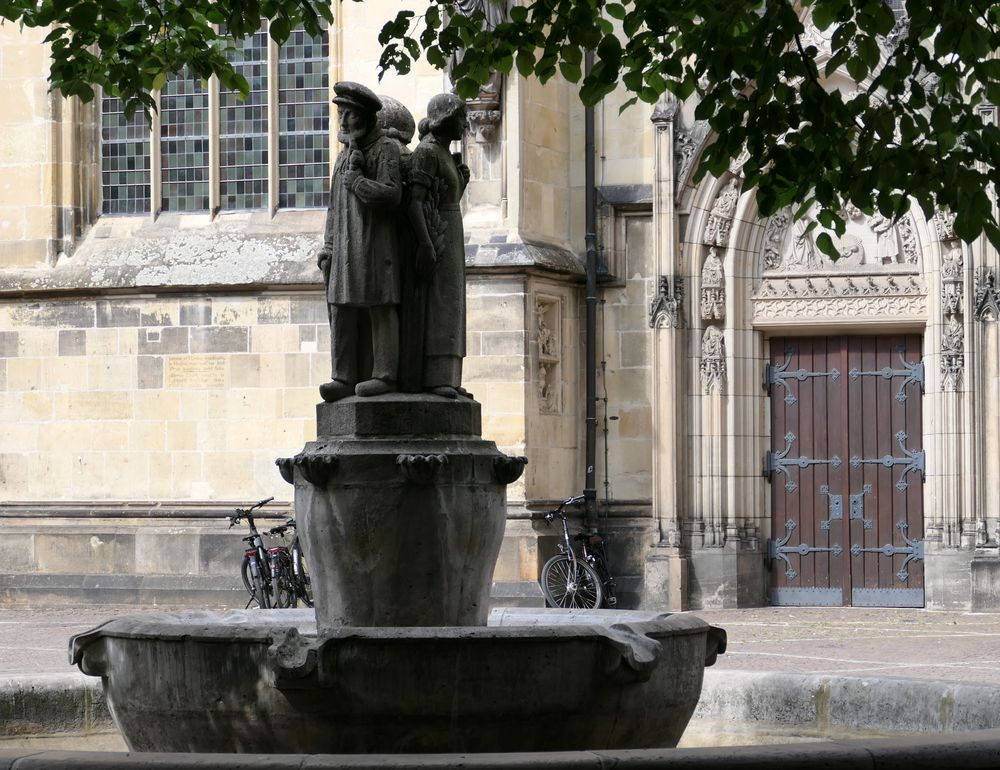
[404, 93, 472, 398]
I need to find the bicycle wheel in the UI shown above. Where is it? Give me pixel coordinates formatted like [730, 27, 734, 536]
[540, 555, 604, 609]
[272, 552, 296, 608]
[241, 556, 268, 609]
[293, 540, 314, 608]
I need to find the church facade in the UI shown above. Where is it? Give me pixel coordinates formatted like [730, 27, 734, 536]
[0, 5, 996, 611]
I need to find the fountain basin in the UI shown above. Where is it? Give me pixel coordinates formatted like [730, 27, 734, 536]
[70, 608, 725, 754]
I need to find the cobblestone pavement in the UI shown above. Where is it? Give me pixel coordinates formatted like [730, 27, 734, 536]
[6, 604, 1000, 685]
[693, 606, 1000, 685]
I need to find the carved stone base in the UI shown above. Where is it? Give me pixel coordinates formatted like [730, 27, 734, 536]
[279, 394, 525, 631]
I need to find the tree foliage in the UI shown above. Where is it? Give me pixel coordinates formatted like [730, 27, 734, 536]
[3, 0, 999, 251]
[379, 0, 1000, 253]
[0, 0, 332, 115]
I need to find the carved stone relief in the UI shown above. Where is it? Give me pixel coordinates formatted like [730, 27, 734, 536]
[700, 247, 725, 321]
[975, 267, 1000, 322]
[674, 120, 709, 197]
[535, 296, 561, 413]
[941, 314, 964, 391]
[932, 210, 957, 242]
[761, 208, 791, 271]
[649, 275, 684, 329]
[936, 228, 965, 391]
[703, 177, 740, 247]
[753, 275, 926, 324]
[759, 208, 922, 275]
[941, 242, 964, 316]
[700, 325, 727, 394]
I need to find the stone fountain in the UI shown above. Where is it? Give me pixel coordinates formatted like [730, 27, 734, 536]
[69, 85, 725, 755]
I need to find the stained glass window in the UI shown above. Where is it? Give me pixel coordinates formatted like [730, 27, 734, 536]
[220, 22, 269, 210]
[278, 26, 330, 209]
[101, 95, 151, 214]
[160, 68, 210, 212]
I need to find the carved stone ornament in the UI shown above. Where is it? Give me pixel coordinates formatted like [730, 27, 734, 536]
[493, 454, 528, 485]
[274, 453, 339, 487]
[762, 207, 923, 275]
[761, 209, 791, 270]
[538, 362, 558, 412]
[752, 275, 926, 324]
[975, 267, 1000, 322]
[467, 108, 502, 143]
[700, 247, 725, 321]
[674, 121, 709, 196]
[933, 210, 958, 242]
[703, 177, 740, 247]
[649, 275, 683, 329]
[651, 92, 678, 124]
[700, 325, 727, 394]
[941, 315, 964, 391]
[897, 215, 919, 264]
[396, 453, 448, 485]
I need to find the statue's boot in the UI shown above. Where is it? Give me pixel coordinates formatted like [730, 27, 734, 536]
[356, 378, 396, 397]
[456, 385, 475, 400]
[429, 385, 459, 399]
[319, 379, 354, 402]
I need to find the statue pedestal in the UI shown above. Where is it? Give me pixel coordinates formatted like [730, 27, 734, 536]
[278, 393, 525, 632]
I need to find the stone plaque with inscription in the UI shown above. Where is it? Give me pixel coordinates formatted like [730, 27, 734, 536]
[165, 355, 227, 389]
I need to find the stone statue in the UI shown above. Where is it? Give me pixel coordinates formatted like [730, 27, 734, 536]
[318, 82, 404, 403]
[404, 93, 472, 399]
[869, 212, 900, 264]
[703, 177, 739, 247]
[787, 217, 821, 270]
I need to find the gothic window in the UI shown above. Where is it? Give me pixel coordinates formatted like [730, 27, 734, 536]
[278, 27, 330, 209]
[220, 22, 269, 211]
[160, 68, 210, 212]
[100, 94, 151, 214]
[98, 21, 330, 216]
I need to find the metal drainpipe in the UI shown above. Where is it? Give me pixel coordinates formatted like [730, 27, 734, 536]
[583, 49, 599, 533]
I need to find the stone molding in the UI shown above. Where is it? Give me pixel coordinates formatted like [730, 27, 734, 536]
[752, 275, 926, 324]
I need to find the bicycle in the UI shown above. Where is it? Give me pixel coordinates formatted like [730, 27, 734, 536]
[229, 496, 276, 609]
[539, 495, 618, 609]
[265, 518, 313, 608]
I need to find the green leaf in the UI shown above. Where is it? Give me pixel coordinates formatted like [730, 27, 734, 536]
[815, 231, 838, 261]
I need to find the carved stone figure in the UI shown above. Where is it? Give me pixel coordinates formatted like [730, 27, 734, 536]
[700, 325, 727, 394]
[405, 93, 472, 398]
[451, 0, 506, 142]
[318, 82, 403, 402]
[941, 315, 964, 391]
[869, 213, 900, 265]
[700, 247, 725, 321]
[537, 300, 556, 358]
[703, 177, 739, 247]
[761, 209, 790, 271]
[786, 218, 821, 271]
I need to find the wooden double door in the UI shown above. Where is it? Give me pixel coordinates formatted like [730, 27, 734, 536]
[767, 335, 925, 607]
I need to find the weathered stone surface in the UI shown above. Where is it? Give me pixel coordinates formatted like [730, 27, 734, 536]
[69, 608, 722, 753]
[290, 395, 520, 629]
[316, 393, 482, 437]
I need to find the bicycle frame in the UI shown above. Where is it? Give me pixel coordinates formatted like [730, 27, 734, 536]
[544, 495, 617, 608]
[230, 496, 275, 609]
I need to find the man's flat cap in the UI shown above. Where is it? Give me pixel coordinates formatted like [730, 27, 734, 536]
[332, 81, 382, 115]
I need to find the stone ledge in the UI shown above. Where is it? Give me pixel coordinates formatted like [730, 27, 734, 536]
[693, 669, 1000, 740]
[5, 730, 1000, 768]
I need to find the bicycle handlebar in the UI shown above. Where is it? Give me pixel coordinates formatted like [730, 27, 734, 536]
[542, 494, 586, 524]
[227, 497, 276, 527]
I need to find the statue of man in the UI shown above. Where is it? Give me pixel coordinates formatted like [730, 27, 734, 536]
[317, 82, 404, 402]
[406, 93, 471, 398]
